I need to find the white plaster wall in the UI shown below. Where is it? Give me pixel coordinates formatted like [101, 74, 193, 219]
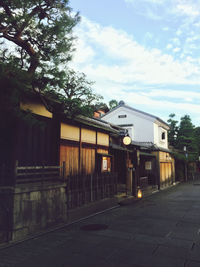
[153, 123, 168, 149]
[103, 107, 154, 142]
[154, 123, 159, 146]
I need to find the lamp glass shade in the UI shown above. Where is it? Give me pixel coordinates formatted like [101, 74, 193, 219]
[137, 189, 142, 199]
[123, 136, 131, 145]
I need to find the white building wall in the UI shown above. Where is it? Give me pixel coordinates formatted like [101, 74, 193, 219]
[102, 107, 154, 142]
[154, 123, 168, 149]
[154, 123, 159, 145]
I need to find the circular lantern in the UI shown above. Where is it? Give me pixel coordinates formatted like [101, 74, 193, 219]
[123, 136, 132, 145]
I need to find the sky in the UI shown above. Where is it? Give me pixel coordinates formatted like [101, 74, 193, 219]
[69, 0, 200, 126]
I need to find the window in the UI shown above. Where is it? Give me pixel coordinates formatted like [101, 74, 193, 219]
[145, 161, 152, 170]
[96, 154, 112, 173]
[101, 156, 111, 172]
[118, 115, 127, 118]
[161, 132, 165, 140]
[159, 127, 166, 142]
[124, 127, 134, 139]
[127, 128, 133, 138]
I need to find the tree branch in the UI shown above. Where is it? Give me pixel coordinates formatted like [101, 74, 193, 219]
[0, 0, 20, 32]
[2, 31, 39, 73]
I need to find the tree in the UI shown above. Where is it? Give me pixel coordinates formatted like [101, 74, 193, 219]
[0, 0, 80, 89]
[167, 114, 200, 162]
[0, 1, 103, 117]
[167, 113, 178, 147]
[175, 115, 198, 162]
[194, 127, 200, 156]
[45, 70, 103, 117]
[109, 99, 118, 110]
[176, 115, 195, 151]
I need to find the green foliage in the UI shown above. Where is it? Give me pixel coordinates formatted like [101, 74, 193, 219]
[93, 102, 109, 112]
[0, 62, 30, 113]
[0, 62, 44, 163]
[176, 115, 196, 153]
[44, 70, 103, 117]
[194, 127, 200, 156]
[0, 0, 80, 80]
[0, 0, 103, 117]
[0, 61, 46, 127]
[168, 114, 199, 161]
[109, 99, 118, 110]
[167, 113, 178, 147]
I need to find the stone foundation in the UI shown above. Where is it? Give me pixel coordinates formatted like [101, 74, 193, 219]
[0, 187, 14, 243]
[12, 182, 67, 241]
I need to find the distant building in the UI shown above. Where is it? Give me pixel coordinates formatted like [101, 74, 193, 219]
[101, 100, 169, 150]
[101, 101, 175, 190]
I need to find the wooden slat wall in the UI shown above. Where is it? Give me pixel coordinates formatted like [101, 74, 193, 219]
[60, 145, 96, 176]
[97, 148, 108, 154]
[160, 162, 173, 187]
[81, 148, 95, 174]
[158, 151, 175, 187]
[16, 114, 59, 166]
[60, 145, 79, 176]
[60, 123, 110, 176]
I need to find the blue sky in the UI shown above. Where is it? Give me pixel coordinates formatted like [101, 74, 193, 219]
[69, 0, 200, 126]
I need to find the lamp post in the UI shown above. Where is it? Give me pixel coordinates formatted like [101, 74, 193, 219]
[123, 134, 133, 195]
[183, 146, 188, 182]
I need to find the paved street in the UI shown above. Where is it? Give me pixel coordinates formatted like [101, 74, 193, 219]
[1, 182, 200, 267]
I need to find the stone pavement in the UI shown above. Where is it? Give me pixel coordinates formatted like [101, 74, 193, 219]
[1, 181, 200, 267]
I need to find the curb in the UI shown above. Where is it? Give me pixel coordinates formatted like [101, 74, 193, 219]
[0, 200, 120, 251]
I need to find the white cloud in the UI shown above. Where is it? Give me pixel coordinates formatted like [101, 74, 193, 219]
[125, 0, 200, 24]
[166, 44, 173, 49]
[186, 35, 200, 43]
[173, 47, 180, 53]
[122, 92, 200, 119]
[71, 16, 200, 125]
[124, 0, 165, 5]
[143, 89, 200, 101]
[176, 29, 182, 36]
[72, 17, 200, 86]
[162, 27, 169, 31]
[72, 38, 95, 64]
[176, 3, 200, 17]
[117, 91, 200, 117]
[172, 37, 181, 46]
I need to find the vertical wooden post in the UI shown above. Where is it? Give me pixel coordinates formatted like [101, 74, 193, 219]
[14, 160, 18, 185]
[0, 163, 5, 186]
[62, 161, 66, 181]
[42, 163, 44, 184]
[156, 151, 160, 190]
[95, 131, 98, 172]
[185, 161, 188, 182]
[90, 174, 93, 202]
[79, 127, 82, 173]
[126, 151, 133, 195]
[132, 149, 139, 197]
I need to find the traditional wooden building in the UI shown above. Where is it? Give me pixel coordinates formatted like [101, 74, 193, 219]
[152, 148, 175, 189]
[0, 94, 177, 244]
[59, 116, 118, 176]
[0, 94, 126, 244]
[101, 101, 176, 192]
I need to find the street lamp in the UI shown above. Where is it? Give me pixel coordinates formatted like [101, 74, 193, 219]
[137, 188, 142, 199]
[123, 135, 132, 146]
[183, 146, 188, 181]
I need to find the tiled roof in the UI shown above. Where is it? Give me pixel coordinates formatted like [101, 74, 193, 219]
[131, 140, 172, 153]
[75, 115, 125, 134]
[101, 102, 169, 128]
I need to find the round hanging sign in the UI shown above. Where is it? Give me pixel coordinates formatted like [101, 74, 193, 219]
[123, 136, 132, 145]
